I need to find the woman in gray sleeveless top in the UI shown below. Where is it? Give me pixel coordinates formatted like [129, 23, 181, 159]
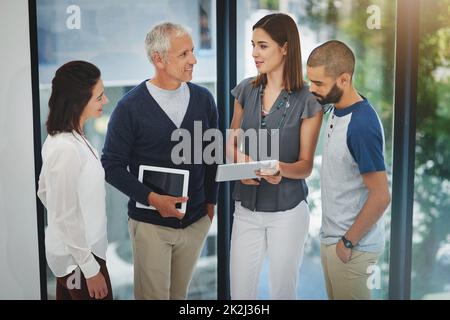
[228, 13, 323, 300]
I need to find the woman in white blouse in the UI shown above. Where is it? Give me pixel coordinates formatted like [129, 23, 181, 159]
[37, 61, 111, 300]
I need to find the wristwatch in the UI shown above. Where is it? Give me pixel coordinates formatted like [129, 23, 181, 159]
[341, 235, 354, 249]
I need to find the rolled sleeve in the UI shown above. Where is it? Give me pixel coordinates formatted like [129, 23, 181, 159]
[79, 254, 101, 279]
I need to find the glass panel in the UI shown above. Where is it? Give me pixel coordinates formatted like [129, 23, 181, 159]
[237, 0, 395, 299]
[411, 0, 450, 300]
[36, 0, 217, 300]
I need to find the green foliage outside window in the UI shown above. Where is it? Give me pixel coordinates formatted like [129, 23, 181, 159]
[300, 0, 450, 299]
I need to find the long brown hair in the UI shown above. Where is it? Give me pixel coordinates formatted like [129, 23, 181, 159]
[252, 13, 303, 92]
[46, 60, 100, 136]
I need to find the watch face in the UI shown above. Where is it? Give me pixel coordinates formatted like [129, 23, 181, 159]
[342, 237, 353, 248]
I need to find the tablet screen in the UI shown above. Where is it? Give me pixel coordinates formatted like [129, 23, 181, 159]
[137, 165, 189, 213]
[142, 171, 184, 209]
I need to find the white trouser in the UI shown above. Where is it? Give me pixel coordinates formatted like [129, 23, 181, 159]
[230, 200, 310, 300]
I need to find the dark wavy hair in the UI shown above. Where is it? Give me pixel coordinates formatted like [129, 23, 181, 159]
[46, 60, 100, 136]
[252, 13, 304, 92]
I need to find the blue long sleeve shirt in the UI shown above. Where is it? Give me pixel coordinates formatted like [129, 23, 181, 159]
[101, 80, 219, 229]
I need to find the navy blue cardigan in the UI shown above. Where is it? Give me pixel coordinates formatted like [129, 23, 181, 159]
[101, 80, 219, 228]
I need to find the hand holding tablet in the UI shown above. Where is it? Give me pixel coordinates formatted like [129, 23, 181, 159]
[148, 193, 188, 219]
[136, 165, 189, 217]
[257, 160, 280, 176]
[215, 160, 279, 182]
[255, 161, 282, 185]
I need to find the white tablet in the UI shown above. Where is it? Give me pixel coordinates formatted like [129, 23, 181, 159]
[215, 160, 278, 182]
[136, 165, 189, 213]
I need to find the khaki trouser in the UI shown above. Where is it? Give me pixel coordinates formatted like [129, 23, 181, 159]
[128, 215, 211, 300]
[320, 243, 380, 300]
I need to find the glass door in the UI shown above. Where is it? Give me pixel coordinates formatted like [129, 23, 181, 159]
[35, 0, 217, 300]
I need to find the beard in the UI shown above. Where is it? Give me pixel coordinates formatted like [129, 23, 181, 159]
[313, 82, 344, 105]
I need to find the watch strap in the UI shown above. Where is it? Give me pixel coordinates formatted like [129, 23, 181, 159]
[341, 235, 354, 249]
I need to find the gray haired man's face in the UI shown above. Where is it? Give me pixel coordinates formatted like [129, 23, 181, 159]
[158, 34, 197, 86]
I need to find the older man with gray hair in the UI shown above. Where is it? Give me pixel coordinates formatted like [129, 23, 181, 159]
[101, 22, 219, 300]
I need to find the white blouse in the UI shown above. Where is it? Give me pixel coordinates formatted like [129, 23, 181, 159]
[37, 131, 108, 279]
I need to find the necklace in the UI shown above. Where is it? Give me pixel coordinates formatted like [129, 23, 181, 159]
[77, 132, 99, 160]
[260, 84, 291, 134]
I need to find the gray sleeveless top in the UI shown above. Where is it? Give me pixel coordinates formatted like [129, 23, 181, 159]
[231, 77, 322, 212]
